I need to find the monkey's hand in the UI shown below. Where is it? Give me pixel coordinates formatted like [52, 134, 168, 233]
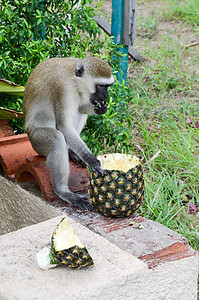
[94, 101, 108, 115]
[90, 159, 105, 176]
[93, 166, 105, 176]
[82, 153, 104, 175]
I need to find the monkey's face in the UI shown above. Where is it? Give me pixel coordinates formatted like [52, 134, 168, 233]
[90, 84, 110, 115]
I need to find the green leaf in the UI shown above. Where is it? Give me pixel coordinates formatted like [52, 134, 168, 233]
[23, 19, 29, 28]
[0, 79, 25, 97]
[0, 107, 23, 119]
[153, 207, 160, 217]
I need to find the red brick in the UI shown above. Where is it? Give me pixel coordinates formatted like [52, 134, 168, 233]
[0, 120, 15, 137]
[0, 134, 37, 178]
[64, 208, 197, 269]
[16, 156, 89, 202]
[139, 241, 196, 269]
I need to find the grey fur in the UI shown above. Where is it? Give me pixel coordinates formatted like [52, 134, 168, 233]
[23, 57, 114, 210]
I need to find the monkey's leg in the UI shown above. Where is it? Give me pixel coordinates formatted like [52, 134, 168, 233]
[28, 127, 93, 210]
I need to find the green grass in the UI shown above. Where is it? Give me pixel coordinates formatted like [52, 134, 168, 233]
[126, 0, 199, 251]
[133, 108, 199, 248]
[129, 90, 199, 249]
[167, 0, 199, 28]
[137, 16, 159, 39]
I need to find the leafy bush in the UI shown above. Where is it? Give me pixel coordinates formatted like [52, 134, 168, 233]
[0, 0, 103, 86]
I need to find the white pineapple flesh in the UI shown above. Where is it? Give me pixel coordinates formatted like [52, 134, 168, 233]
[53, 218, 84, 251]
[98, 153, 140, 172]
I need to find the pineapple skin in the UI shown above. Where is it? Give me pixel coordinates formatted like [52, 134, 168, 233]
[51, 245, 94, 269]
[89, 164, 145, 217]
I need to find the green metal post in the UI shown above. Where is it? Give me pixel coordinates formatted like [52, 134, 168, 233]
[111, 0, 129, 85]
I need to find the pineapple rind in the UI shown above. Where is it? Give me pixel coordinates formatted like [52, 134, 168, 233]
[89, 163, 145, 218]
[52, 245, 94, 269]
[37, 218, 94, 270]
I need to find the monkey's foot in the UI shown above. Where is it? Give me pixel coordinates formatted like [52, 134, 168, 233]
[56, 190, 93, 211]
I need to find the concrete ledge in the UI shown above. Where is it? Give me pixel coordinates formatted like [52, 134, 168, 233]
[0, 216, 146, 300]
[0, 216, 198, 300]
[0, 176, 198, 299]
[0, 176, 61, 235]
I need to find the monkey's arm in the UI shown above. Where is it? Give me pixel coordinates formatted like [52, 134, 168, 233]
[68, 148, 87, 168]
[59, 124, 102, 173]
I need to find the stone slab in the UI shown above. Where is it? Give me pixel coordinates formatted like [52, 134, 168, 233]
[0, 216, 198, 300]
[0, 176, 198, 299]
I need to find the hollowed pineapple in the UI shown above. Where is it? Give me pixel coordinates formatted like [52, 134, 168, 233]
[37, 218, 94, 270]
[89, 153, 144, 217]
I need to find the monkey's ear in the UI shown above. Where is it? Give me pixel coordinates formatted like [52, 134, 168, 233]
[75, 64, 84, 77]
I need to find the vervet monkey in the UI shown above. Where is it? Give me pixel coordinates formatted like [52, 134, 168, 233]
[23, 57, 114, 210]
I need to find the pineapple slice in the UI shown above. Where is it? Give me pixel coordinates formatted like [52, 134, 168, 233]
[98, 153, 140, 172]
[52, 218, 84, 251]
[37, 218, 94, 270]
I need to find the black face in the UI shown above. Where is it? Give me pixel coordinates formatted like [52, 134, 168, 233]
[90, 84, 110, 115]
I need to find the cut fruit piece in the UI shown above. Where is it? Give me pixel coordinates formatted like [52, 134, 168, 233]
[51, 218, 94, 268]
[89, 153, 144, 217]
[53, 245, 94, 269]
[37, 218, 94, 270]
